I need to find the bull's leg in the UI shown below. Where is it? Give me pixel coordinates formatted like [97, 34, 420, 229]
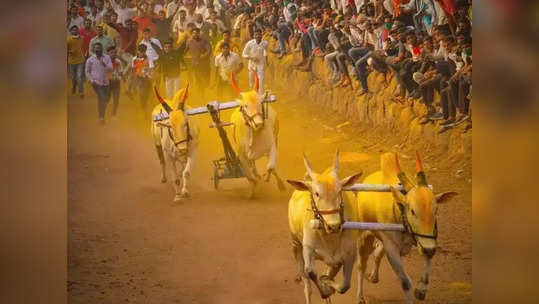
[169, 159, 182, 202]
[181, 148, 196, 198]
[180, 162, 190, 198]
[155, 145, 167, 183]
[250, 160, 262, 180]
[303, 246, 335, 299]
[292, 241, 312, 304]
[326, 254, 355, 295]
[239, 154, 258, 199]
[264, 142, 285, 191]
[271, 169, 286, 191]
[381, 235, 413, 304]
[357, 234, 376, 304]
[414, 255, 432, 301]
[367, 239, 385, 284]
[324, 264, 342, 280]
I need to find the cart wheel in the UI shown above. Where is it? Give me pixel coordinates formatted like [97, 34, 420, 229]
[213, 166, 220, 190]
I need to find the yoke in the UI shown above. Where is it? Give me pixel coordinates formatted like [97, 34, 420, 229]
[154, 94, 277, 189]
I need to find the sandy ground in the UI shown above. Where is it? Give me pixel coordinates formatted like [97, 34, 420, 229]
[67, 75, 471, 303]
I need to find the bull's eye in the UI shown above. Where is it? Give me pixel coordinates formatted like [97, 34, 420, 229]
[411, 209, 416, 216]
[315, 192, 320, 197]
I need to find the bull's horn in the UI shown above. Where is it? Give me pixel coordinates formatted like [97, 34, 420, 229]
[303, 153, 314, 179]
[395, 153, 414, 192]
[252, 69, 259, 92]
[415, 151, 428, 186]
[333, 149, 340, 176]
[178, 83, 189, 111]
[154, 86, 172, 113]
[229, 72, 242, 95]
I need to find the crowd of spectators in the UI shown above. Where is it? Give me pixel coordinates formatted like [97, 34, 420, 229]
[67, 0, 471, 133]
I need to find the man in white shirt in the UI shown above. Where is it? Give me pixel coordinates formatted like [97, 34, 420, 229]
[173, 9, 189, 34]
[110, 0, 137, 25]
[241, 29, 268, 94]
[68, 7, 84, 31]
[214, 42, 243, 100]
[283, 1, 298, 23]
[166, 0, 182, 18]
[139, 28, 163, 66]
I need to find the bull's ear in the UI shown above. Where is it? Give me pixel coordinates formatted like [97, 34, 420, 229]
[435, 191, 458, 204]
[340, 172, 362, 188]
[287, 179, 311, 191]
[390, 186, 407, 206]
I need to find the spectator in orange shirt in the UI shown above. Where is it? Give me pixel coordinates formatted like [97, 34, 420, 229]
[131, 43, 154, 116]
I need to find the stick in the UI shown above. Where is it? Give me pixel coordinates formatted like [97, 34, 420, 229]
[342, 221, 405, 231]
[184, 95, 277, 116]
[344, 183, 433, 192]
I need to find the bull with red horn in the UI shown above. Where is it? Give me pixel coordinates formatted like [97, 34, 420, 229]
[150, 84, 199, 203]
[227, 71, 285, 198]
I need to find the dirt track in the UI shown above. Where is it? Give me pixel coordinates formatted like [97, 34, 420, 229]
[67, 74, 471, 303]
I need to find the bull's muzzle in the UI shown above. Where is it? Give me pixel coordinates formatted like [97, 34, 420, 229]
[420, 247, 436, 258]
[252, 122, 264, 131]
[325, 222, 343, 234]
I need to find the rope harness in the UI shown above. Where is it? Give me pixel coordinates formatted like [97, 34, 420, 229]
[395, 201, 438, 246]
[157, 109, 192, 149]
[239, 93, 269, 129]
[240, 105, 266, 129]
[167, 122, 193, 147]
[307, 192, 345, 233]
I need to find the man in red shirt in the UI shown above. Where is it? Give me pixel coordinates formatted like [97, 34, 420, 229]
[133, 3, 157, 37]
[117, 19, 139, 56]
[79, 18, 97, 58]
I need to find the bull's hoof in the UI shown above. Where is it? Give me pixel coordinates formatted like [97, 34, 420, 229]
[173, 195, 183, 203]
[318, 275, 336, 298]
[357, 297, 367, 304]
[414, 288, 426, 300]
[366, 272, 379, 284]
[181, 191, 190, 198]
[161, 177, 167, 183]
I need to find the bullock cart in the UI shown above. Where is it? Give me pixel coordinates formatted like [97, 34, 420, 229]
[161, 94, 277, 189]
[308, 183, 432, 232]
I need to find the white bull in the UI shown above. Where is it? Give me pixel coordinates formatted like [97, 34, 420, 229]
[151, 85, 199, 202]
[287, 150, 363, 304]
[228, 72, 285, 197]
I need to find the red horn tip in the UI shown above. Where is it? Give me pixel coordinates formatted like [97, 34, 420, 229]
[252, 69, 259, 92]
[154, 86, 165, 104]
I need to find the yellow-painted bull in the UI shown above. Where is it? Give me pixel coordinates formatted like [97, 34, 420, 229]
[229, 72, 285, 198]
[287, 150, 362, 304]
[356, 152, 457, 304]
[151, 85, 199, 202]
